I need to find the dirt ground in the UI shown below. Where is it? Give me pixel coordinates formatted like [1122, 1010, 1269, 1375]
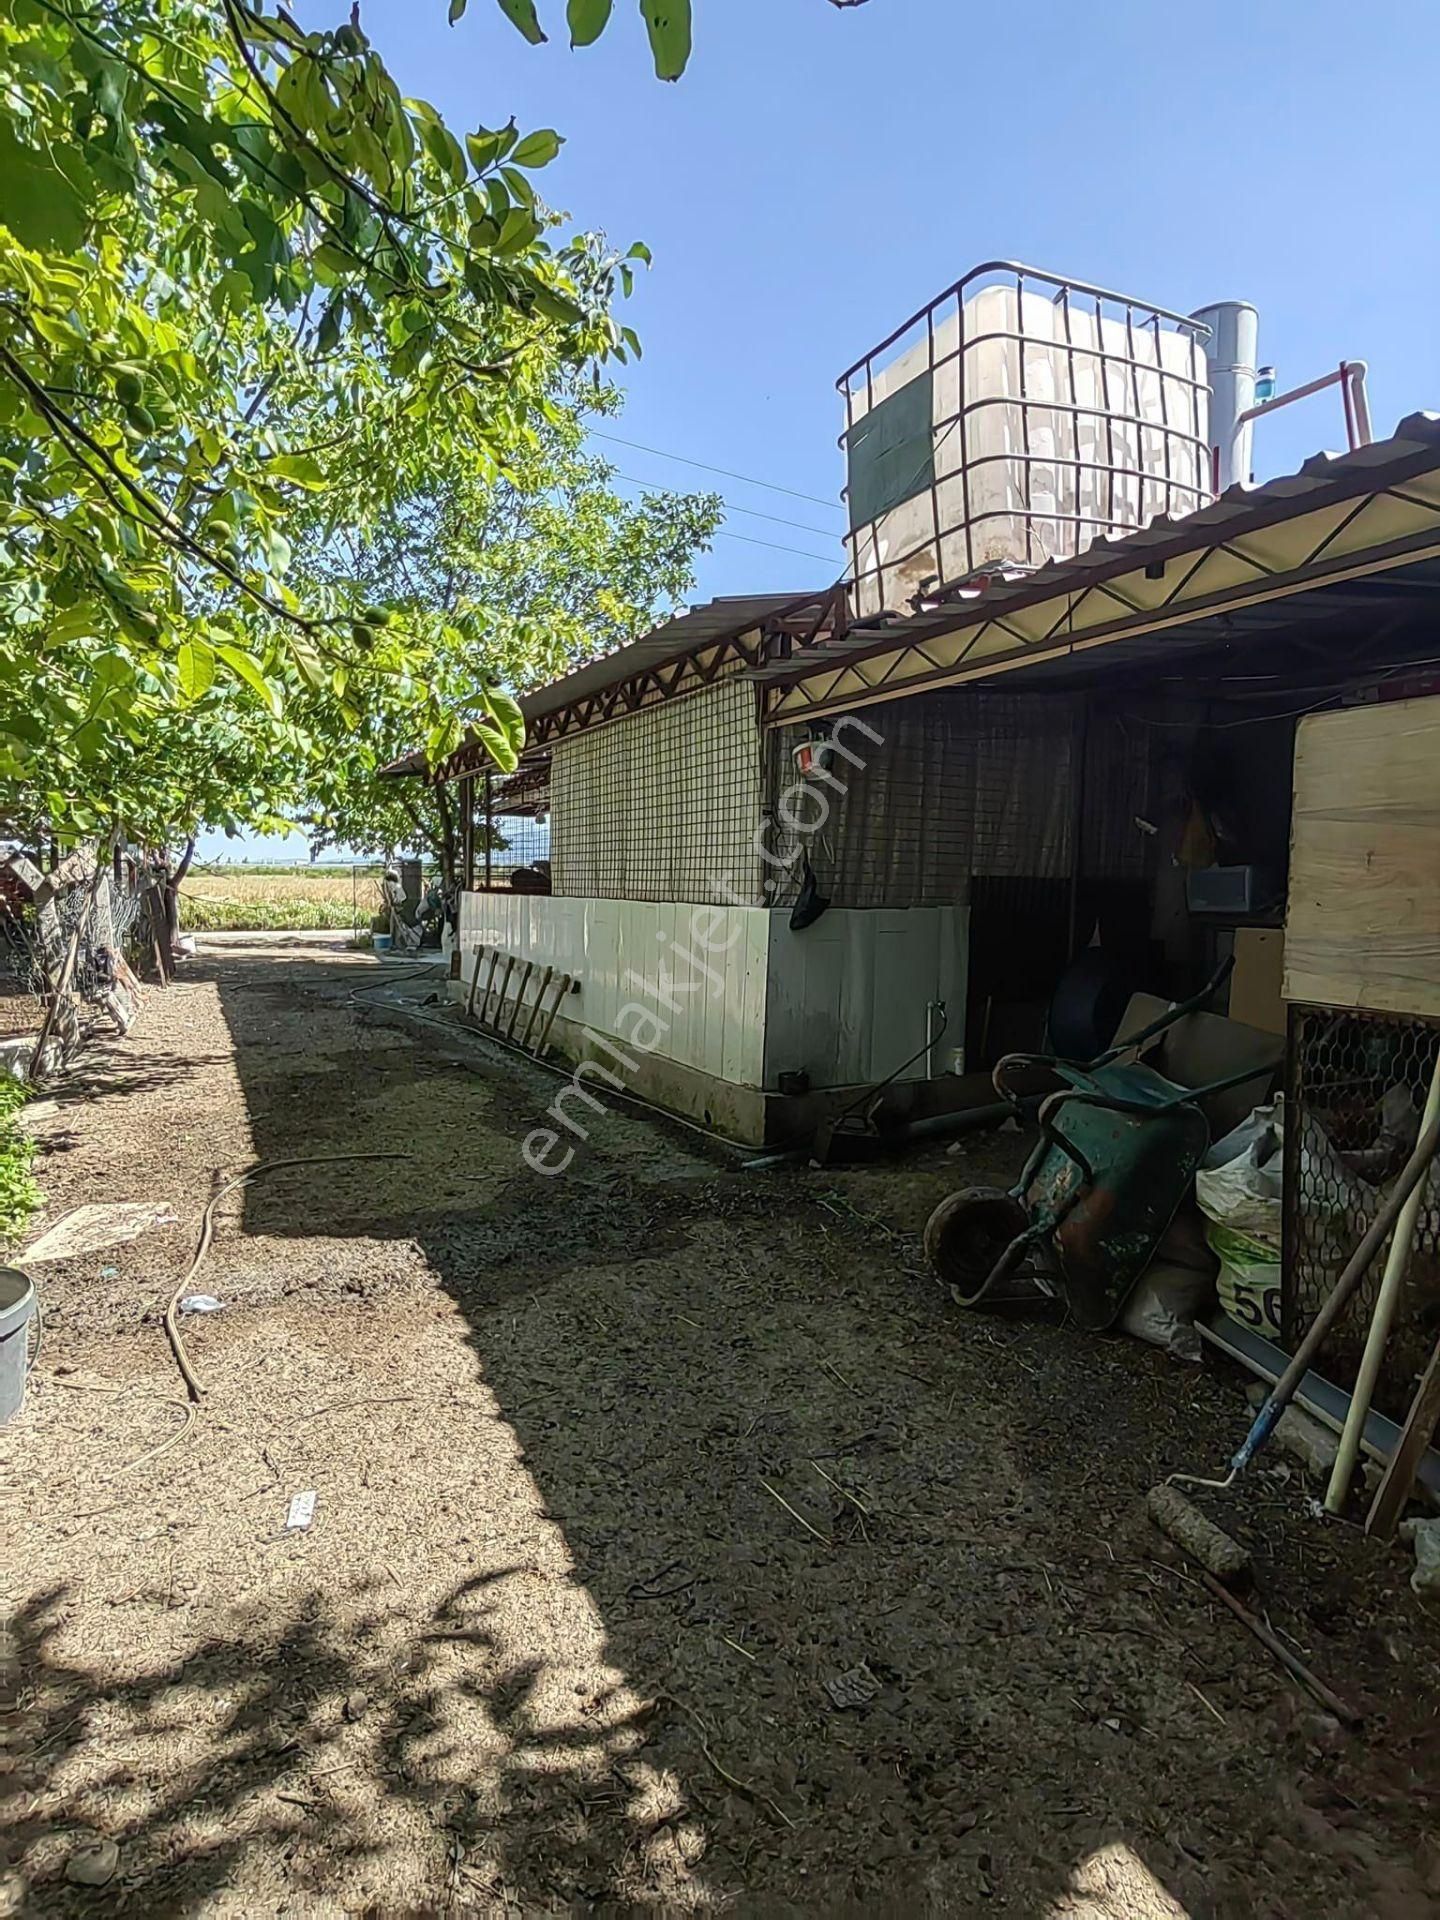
[5, 943, 1439, 1917]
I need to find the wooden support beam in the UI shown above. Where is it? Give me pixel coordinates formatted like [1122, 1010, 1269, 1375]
[476, 946, 501, 1026]
[505, 960, 535, 1041]
[491, 953, 517, 1032]
[532, 972, 570, 1058]
[519, 965, 553, 1051]
[466, 944, 487, 1019]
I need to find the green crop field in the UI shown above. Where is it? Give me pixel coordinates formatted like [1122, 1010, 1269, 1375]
[179, 867, 383, 932]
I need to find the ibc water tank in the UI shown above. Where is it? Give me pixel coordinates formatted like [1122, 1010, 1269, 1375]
[841, 265, 1212, 619]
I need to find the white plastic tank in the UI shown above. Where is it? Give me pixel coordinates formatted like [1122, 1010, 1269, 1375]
[844, 276, 1211, 618]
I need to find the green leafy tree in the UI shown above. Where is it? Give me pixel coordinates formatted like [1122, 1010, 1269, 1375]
[293, 396, 721, 881]
[466, 0, 868, 80]
[0, 0, 643, 857]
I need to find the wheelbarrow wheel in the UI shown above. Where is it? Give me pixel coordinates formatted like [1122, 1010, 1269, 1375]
[924, 1186, 1031, 1306]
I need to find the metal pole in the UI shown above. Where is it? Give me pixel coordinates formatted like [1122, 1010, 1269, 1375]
[484, 769, 493, 891]
[1066, 692, 1089, 962]
[460, 775, 475, 893]
[1326, 1047, 1440, 1513]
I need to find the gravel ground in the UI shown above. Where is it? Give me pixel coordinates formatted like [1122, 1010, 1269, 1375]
[4, 942, 1439, 1917]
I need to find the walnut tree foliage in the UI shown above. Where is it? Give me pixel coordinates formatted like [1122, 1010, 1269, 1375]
[294, 401, 722, 872]
[469, 0, 868, 81]
[0, 0, 652, 849]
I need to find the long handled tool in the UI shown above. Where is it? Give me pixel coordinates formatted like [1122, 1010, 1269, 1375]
[1325, 1047, 1440, 1512]
[1366, 1335, 1440, 1539]
[1169, 1103, 1440, 1493]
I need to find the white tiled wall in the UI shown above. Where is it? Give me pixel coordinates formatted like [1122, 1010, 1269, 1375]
[763, 904, 969, 1086]
[458, 893, 968, 1092]
[459, 892, 770, 1085]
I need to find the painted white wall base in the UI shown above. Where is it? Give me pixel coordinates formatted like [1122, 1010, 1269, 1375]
[458, 892, 968, 1094]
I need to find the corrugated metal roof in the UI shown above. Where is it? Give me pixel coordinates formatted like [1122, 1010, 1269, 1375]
[754, 413, 1440, 684]
[377, 592, 825, 782]
[519, 591, 823, 721]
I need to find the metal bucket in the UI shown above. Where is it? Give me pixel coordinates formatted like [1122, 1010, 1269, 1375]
[0, 1266, 36, 1423]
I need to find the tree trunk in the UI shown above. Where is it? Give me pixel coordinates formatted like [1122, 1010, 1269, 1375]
[433, 784, 457, 895]
[163, 835, 196, 948]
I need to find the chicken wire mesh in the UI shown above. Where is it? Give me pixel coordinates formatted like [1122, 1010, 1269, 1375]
[0, 859, 149, 1072]
[485, 812, 550, 884]
[761, 689, 1152, 911]
[1282, 1005, 1440, 1421]
[549, 678, 763, 905]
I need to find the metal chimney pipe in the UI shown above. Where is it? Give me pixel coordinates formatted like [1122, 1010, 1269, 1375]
[1192, 300, 1259, 492]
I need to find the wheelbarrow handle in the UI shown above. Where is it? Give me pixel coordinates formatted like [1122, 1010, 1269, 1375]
[992, 1051, 1079, 1105]
[1086, 955, 1236, 1070]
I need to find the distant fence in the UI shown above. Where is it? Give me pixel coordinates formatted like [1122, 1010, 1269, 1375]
[1, 847, 156, 1082]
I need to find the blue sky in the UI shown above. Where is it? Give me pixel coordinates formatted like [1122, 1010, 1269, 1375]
[207, 0, 1438, 861]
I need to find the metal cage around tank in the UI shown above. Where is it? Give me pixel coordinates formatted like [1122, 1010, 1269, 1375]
[839, 261, 1214, 616]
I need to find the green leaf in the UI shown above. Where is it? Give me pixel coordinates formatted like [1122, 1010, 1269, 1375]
[530, 285, 586, 324]
[640, 0, 691, 78]
[265, 452, 328, 491]
[289, 635, 327, 693]
[421, 118, 467, 185]
[512, 128, 563, 168]
[472, 721, 519, 774]
[265, 528, 293, 577]
[496, 0, 548, 45]
[316, 291, 344, 356]
[0, 125, 90, 250]
[177, 637, 216, 703]
[466, 125, 516, 172]
[213, 642, 283, 717]
[496, 208, 542, 254]
[482, 686, 525, 745]
[426, 713, 463, 765]
[567, 0, 614, 45]
[449, 0, 468, 18]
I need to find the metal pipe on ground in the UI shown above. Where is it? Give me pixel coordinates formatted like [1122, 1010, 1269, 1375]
[744, 1100, 1014, 1172]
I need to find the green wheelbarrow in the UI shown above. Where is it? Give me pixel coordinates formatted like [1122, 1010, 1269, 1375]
[925, 960, 1271, 1330]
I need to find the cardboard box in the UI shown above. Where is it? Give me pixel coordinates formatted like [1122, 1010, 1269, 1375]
[1230, 928, 1286, 1035]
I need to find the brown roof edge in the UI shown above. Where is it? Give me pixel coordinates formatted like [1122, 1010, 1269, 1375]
[768, 413, 1440, 688]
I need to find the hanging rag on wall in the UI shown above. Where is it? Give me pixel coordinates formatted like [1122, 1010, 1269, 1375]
[789, 851, 830, 931]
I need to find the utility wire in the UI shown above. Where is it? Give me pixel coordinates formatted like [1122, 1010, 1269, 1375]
[713, 528, 842, 564]
[590, 429, 842, 512]
[611, 471, 839, 540]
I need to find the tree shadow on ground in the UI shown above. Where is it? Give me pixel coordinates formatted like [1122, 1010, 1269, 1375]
[217, 951, 1440, 1917]
[19, 947, 1437, 1917]
[8, 1570, 692, 1914]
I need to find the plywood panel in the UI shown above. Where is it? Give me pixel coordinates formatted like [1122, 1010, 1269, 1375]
[1229, 929, 1286, 1035]
[1285, 696, 1440, 1017]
